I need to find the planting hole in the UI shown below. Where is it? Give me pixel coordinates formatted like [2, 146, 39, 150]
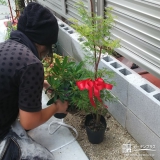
[60, 24, 65, 27]
[78, 38, 84, 42]
[103, 56, 113, 62]
[140, 84, 155, 93]
[153, 93, 160, 102]
[119, 68, 132, 76]
[68, 30, 74, 34]
[110, 62, 121, 68]
[64, 27, 69, 30]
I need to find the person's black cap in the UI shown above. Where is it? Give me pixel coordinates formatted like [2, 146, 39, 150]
[17, 2, 59, 53]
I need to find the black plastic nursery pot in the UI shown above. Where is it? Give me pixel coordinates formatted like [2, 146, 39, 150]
[54, 113, 67, 119]
[54, 104, 77, 119]
[85, 114, 107, 144]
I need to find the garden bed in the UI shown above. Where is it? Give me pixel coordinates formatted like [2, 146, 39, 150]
[64, 111, 153, 160]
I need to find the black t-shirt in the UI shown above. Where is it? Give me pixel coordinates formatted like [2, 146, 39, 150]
[0, 40, 44, 139]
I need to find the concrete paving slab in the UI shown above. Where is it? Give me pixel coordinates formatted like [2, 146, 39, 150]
[28, 91, 89, 160]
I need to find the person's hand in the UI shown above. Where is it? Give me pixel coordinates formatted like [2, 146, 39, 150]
[43, 80, 50, 90]
[43, 80, 54, 93]
[55, 100, 68, 114]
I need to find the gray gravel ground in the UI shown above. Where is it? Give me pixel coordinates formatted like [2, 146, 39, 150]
[64, 112, 153, 160]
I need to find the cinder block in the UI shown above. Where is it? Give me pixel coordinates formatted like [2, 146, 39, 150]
[128, 80, 160, 138]
[58, 47, 70, 57]
[100, 57, 135, 107]
[58, 24, 73, 56]
[105, 100, 127, 128]
[70, 33, 85, 62]
[153, 92, 160, 103]
[126, 110, 160, 160]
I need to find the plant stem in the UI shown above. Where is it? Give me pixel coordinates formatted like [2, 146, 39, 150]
[8, 0, 14, 22]
[95, 46, 102, 78]
[89, 0, 94, 17]
[89, 0, 97, 80]
[94, 45, 97, 79]
[96, 112, 100, 125]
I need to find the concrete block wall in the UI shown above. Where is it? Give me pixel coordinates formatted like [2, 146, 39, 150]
[56, 18, 160, 160]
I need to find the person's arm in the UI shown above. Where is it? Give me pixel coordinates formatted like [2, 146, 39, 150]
[18, 63, 67, 130]
[19, 100, 68, 130]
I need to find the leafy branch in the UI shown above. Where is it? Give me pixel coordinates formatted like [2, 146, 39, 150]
[70, 1, 120, 80]
[69, 1, 120, 124]
[0, 0, 7, 5]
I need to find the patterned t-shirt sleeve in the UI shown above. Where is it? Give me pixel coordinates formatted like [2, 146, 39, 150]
[18, 63, 44, 112]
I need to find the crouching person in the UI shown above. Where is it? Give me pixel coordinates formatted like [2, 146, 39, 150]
[0, 2, 68, 159]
